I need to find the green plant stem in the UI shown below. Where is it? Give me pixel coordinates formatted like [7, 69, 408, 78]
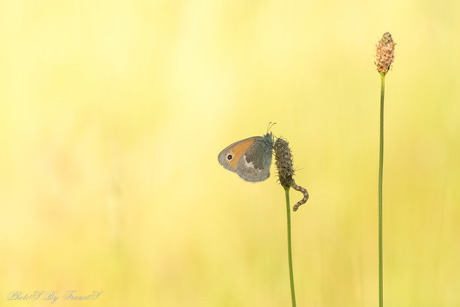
[284, 186, 296, 307]
[379, 73, 385, 307]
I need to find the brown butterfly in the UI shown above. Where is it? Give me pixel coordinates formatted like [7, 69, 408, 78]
[218, 133, 274, 182]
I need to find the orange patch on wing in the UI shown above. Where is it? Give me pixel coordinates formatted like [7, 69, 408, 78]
[226, 138, 256, 170]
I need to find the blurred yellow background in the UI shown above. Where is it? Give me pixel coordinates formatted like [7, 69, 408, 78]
[1, 0, 459, 306]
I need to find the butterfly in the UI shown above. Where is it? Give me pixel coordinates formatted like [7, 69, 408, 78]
[218, 132, 274, 182]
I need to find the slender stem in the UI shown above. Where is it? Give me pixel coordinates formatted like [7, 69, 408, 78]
[284, 186, 296, 307]
[379, 73, 385, 307]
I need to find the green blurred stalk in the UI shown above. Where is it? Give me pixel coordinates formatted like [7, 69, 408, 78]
[284, 186, 296, 307]
[378, 73, 385, 307]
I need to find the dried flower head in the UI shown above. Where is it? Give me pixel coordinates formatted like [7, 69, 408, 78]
[275, 138, 294, 188]
[375, 32, 396, 75]
[274, 137, 309, 211]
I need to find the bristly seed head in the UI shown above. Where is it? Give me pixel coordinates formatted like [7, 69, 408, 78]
[274, 138, 294, 188]
[375, 32, 396, 75]
[275, 137, 310, 211]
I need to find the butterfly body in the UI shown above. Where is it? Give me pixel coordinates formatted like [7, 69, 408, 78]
[218, 133, 274, 182]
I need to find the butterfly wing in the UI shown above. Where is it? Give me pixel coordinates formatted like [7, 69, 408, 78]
[218, 136, 260, 172]
[236, 134, 273, 182]
[218, 133, 274, 182]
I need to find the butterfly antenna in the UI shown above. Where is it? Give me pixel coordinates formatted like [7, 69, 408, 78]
[267, 122, 277, 133]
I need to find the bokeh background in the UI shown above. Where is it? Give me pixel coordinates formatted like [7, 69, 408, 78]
[1, 1, 459, 306]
